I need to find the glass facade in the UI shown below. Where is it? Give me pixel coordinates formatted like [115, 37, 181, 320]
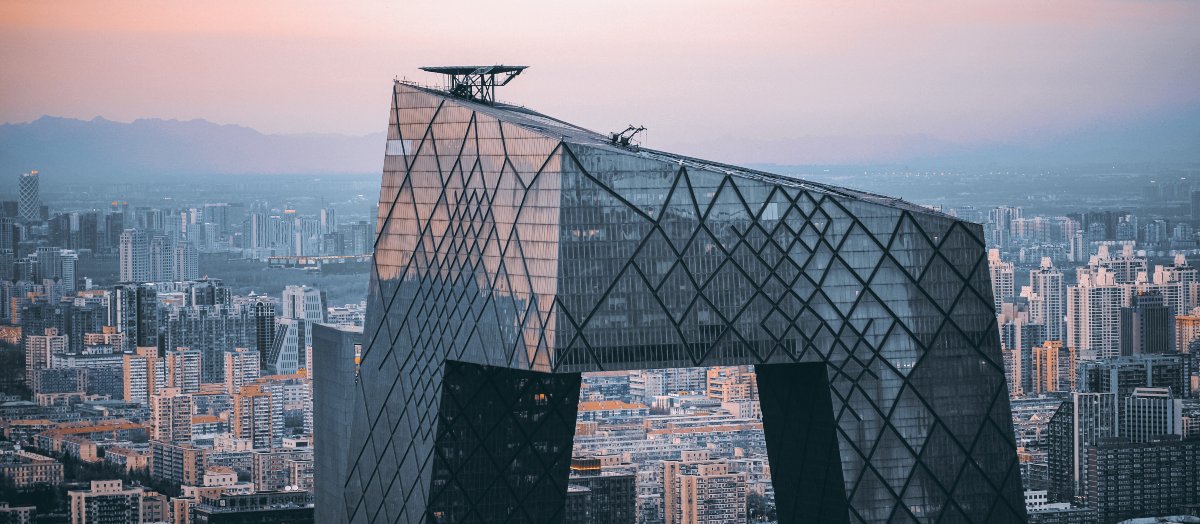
[321, 81, 1026, 523]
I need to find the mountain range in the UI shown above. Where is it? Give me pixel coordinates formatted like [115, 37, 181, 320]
[0, 116, 385, 183]
[1, 106, 1197, 189]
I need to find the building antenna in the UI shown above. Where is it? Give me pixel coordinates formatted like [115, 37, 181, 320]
[610, 125, 647, 148]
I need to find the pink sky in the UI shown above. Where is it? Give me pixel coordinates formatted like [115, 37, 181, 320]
[2, 0, 1198, 162]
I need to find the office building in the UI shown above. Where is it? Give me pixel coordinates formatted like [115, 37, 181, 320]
[1046, 392, 1118, 501]
[1122, 387, 1182, 442]
[1079, 354, 1188, 399]
[17, 171, 40, 222]
[311, 324, 361, 524]
[111, 283, 159, 352]
[319, 74, 1026, 522]
[190, 490, 313, 524]
[251, 299, 276, 370]
[269, 285, 325, 374]
[566, 458, 636, 524]
[1120, 291, 1176, 355]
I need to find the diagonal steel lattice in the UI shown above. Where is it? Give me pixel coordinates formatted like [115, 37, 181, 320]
[327, 80, 1027, 524]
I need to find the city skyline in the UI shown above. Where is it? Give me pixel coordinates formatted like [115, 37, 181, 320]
[2, 3, 1200, 522]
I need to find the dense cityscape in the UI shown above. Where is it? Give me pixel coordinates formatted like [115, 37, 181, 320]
[6, 0, 1200, 519]
[0, 154, 1196, 524]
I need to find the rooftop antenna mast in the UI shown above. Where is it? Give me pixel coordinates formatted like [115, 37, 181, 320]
[610, 125, 647, 148]
[419, 65, 528, 104]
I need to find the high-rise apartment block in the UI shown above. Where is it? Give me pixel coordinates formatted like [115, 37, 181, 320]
[1122, 387, 1182, 443]
[119, 230, 149, 283]
[233, 385, 274, 449]
[25, 327, 68, 388]
[165, 348, 202, 394]
[663, 453, 748, 524]
[1027, 257, 1066, 342]
[150, 388, 193, 444]
[224, 347, 261, 395]
[123, 346, 166, 405]
[989, 248, 1015, 313]
[119, 228, 197, 283]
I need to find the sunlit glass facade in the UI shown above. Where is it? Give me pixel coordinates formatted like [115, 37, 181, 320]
[320, 81, 1026, 523]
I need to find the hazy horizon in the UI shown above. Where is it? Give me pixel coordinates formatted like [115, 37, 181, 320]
[3, 0, 1199, 165]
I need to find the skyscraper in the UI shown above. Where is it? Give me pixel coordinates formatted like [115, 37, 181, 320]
[110, 283, 159, 352]
[1120, 291, 1175, 355]
[269, 285, 325, 374]
[251, 299, 276, 369]
[18, 171, 41, 222]
[319, 72, 1026, 523]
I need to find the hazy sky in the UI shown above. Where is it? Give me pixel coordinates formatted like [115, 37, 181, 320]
[3, 0, 1199, 163]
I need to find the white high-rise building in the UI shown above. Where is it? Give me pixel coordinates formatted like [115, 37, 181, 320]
[149, 236, 175, 282]
[1090, 244, 1145, 285]
[173, 241, 198, 281]
[119, 229, 150, 283]
[1067, 268, 1127, 361]
[18, 171, 41, 222]
[270, 285, 326, 374]
[987, 206, 1022, 248]
[1028, 257, 1066, 342]
[1123, 387, 1182, 443]
[988, 249, 1015, 313]
[1151, 254, 1198, 315]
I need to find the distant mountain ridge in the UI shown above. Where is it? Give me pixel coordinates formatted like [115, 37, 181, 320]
[0, 116, 385, 183]
[2, 105, 1197, 190]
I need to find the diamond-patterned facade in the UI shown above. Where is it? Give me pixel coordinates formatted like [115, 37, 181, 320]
[324, 80, 1027, 523]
